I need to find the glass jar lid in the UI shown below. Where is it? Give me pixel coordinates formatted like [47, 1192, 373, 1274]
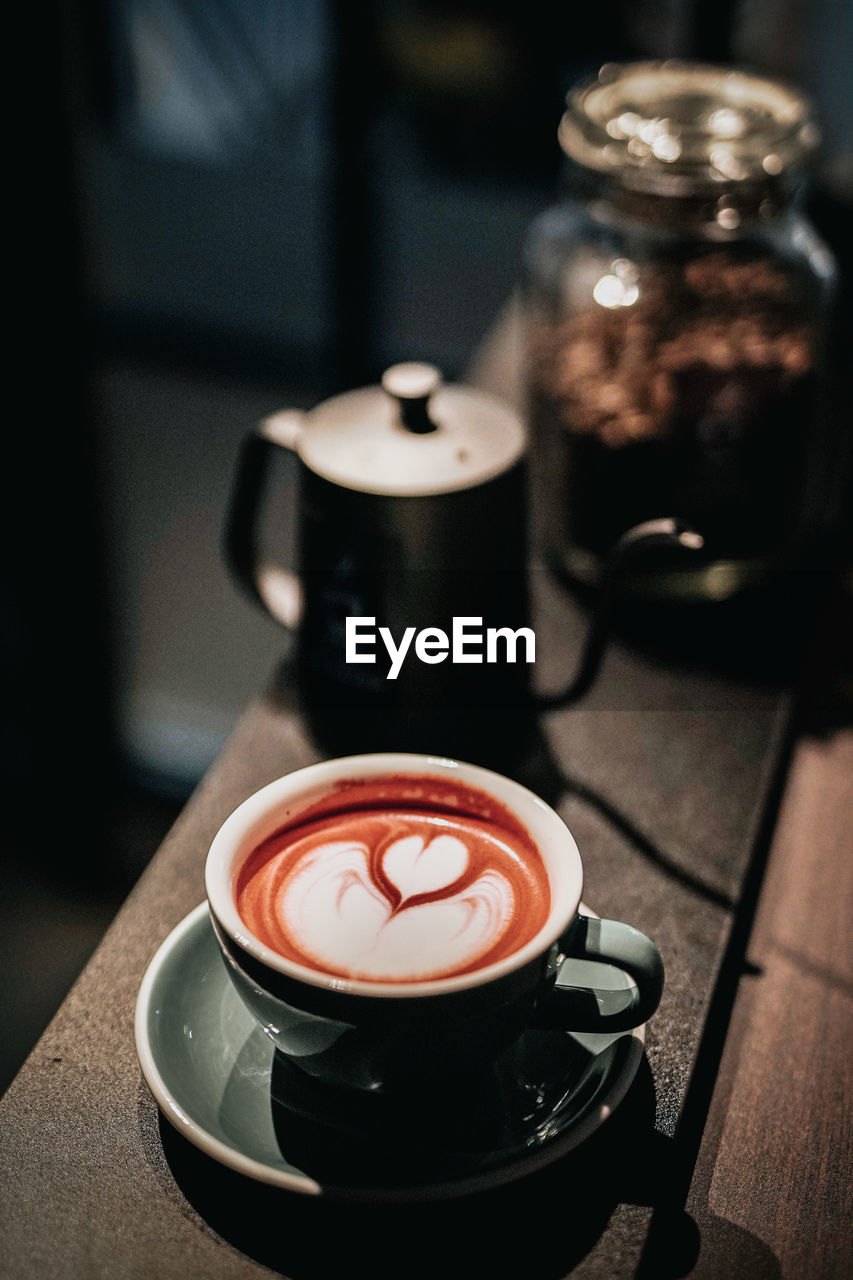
[558, 61, 819, 196]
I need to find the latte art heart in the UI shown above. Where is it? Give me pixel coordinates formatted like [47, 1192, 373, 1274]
[277, 832, 513, 980]
[236, 778, 551, 983]
[382, 832, 469, 901]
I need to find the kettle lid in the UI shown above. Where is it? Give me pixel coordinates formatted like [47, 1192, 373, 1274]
[297, 362, 526, 496]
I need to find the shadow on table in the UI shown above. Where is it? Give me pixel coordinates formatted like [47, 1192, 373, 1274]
[273, 676, 737, 916]
[155, 1044, 782, 1280]
[158, 1056, 667, 1279]
[646, 1214, 783, 1280]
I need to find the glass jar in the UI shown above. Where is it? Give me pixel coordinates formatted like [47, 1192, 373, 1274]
[524, 61, 837, 603]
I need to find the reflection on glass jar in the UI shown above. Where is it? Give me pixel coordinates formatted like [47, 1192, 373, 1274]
[524, 61, 837, 602]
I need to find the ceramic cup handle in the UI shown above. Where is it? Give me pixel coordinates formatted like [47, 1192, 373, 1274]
[223, 411, 306, 630]
[534, 916, 665, 1033]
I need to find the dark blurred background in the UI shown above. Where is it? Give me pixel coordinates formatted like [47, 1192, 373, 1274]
[3, 0, 851, 1092]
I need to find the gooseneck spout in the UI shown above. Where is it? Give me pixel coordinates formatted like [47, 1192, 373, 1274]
[536, 519, 705, 711]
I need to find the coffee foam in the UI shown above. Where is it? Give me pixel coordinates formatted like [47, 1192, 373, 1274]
[236, 775, 551, 983]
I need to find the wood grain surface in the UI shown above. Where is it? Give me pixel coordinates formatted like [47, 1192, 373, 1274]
[685, 728, 853, 1279]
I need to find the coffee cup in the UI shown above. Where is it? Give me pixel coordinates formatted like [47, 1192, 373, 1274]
[205, 752, 664, 1093]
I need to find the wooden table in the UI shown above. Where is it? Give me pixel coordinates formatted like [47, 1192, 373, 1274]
[683, 715, 853, 1279]
[5, 566, 850, 1278]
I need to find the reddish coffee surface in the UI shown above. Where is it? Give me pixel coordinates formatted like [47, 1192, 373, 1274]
[236, 773, 551, 982]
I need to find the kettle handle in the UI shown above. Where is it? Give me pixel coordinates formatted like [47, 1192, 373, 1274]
[536, 518, 704, 711]
[223, 411, 305, 630]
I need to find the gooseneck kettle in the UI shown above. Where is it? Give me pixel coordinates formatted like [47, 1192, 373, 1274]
[224, 362, 700, 758]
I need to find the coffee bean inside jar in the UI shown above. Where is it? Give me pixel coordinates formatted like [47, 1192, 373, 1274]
[524, 62, 836, 603]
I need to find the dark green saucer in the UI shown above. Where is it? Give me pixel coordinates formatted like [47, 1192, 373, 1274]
[136, 903, 644, 1201]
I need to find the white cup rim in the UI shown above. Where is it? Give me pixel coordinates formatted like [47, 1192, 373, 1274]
[205, 752, 584, 998]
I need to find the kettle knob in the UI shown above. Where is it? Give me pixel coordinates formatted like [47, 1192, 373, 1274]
[381, 362, 442, 435]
